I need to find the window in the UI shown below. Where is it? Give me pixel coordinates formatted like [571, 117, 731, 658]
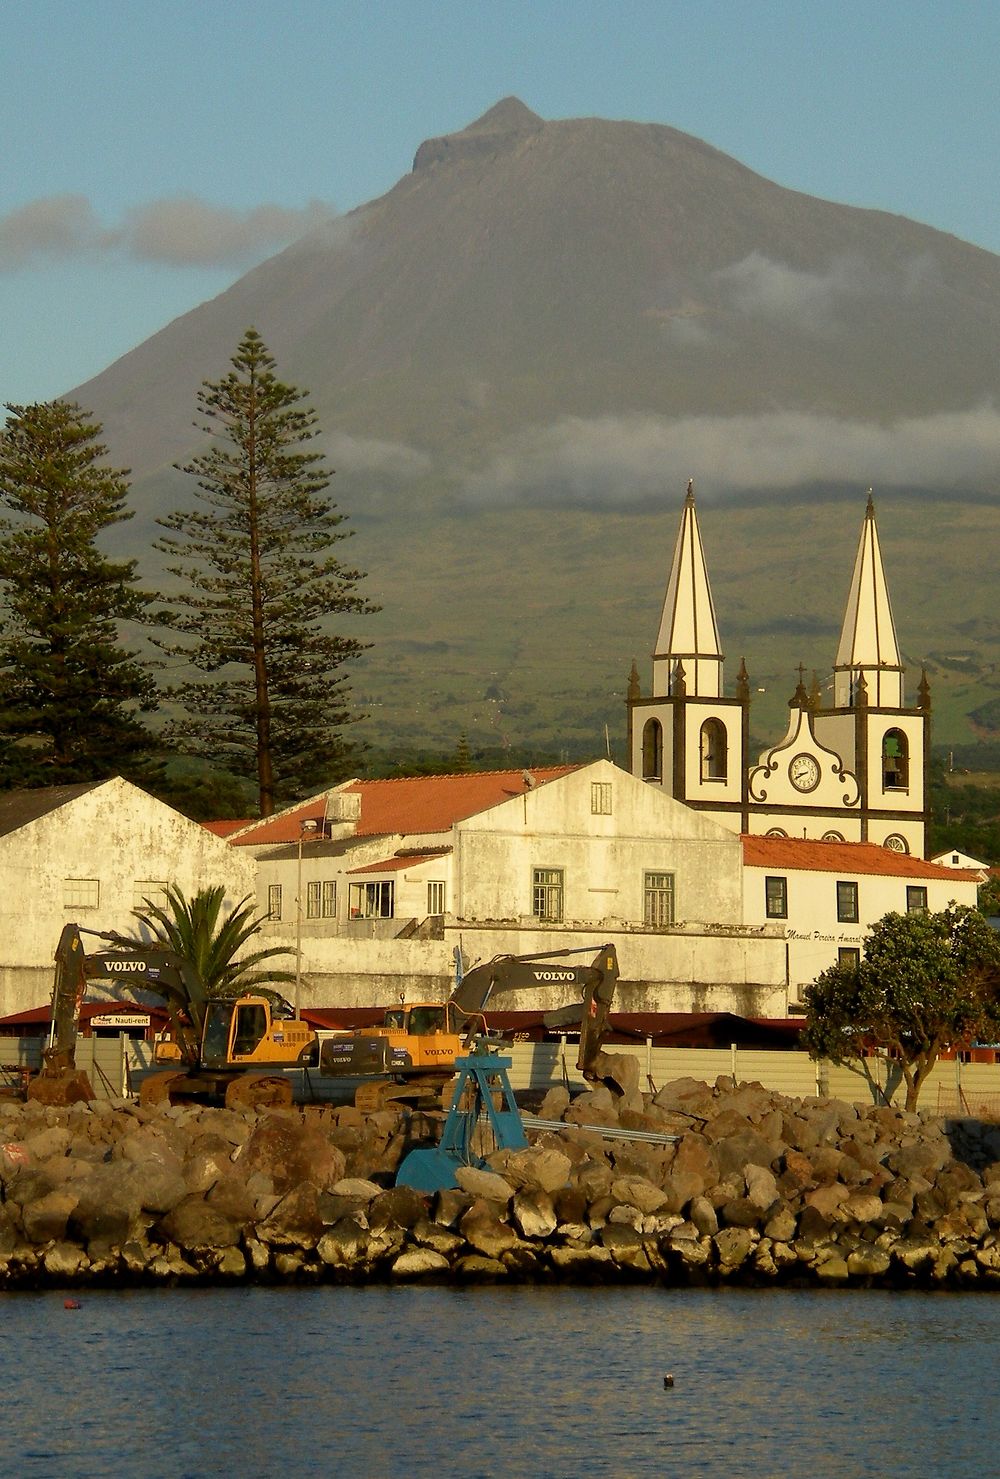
[837, 881, 859, 923]
[838, 947, 861, 968]
[591, 782, 612, 815]
[882, 728, 909, 790]
[644, 871, 675, 927]
[427, 880, 446, 916]
[267, 884, 282, 921]
[133, 880, 168, 911]
[532, 867, 564, 922]
[765, 876, 787, 919]
[306, 881, 337, 919]
[232, 1003, 267, 1057]
[642, 719, 663, 781]
[349, 880, 395, 919]
[64, 878, 99, 910]
[821, 831, 844, 843]
[765, 828, 788, 839]
[884, 834, 908, 854]
[700, 718, 727, 781]
[906, 886, 928, 913]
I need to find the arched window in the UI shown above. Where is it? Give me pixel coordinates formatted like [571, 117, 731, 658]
[642, 719, 663, 781]
[882, 728, 909, 790]
[700, 718, 727, 781]
[883, 834, 909, 854]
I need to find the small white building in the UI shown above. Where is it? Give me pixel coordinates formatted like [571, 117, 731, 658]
[0, 778, 256, 1016]
[929, 848, 989, 877]
[741, 835, 980, 995]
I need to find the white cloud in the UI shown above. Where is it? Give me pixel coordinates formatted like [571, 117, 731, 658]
[712, 251, 938, 335]
[465, 407, 1000, 507]
[0, 194, 336, 271]
[322, 432, 432, 479]
[0, 195, 106, 268]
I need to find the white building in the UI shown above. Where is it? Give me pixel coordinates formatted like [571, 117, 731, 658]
[0, 778, 256, 1016]
[741, 835, 979, 997]
[230, 760, 792, 1017]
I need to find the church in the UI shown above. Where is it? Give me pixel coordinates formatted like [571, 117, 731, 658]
[626, 484, 930, 859]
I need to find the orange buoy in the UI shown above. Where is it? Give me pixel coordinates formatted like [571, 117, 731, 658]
[63, 1298, 81, 1310]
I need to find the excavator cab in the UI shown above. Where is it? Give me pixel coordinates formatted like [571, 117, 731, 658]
[199, 995, 312, 1068]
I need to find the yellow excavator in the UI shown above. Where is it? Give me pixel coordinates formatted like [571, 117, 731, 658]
[28, 923, 314, 1110]
[320, 943, 620, 1110]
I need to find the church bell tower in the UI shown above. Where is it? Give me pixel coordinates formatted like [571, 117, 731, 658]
[626, 482, 750, 830]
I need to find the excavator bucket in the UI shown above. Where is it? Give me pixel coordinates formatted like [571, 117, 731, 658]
[27, 1068, 95, 1107]
[224, 1074, 294, 1112]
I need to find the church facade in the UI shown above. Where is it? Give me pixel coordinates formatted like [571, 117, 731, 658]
[626, 485, 931, 858]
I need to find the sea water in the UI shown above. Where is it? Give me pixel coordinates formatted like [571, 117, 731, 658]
[1, 1284, 996, 1478]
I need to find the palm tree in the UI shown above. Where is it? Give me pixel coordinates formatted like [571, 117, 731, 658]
[131, 884, 294, 997]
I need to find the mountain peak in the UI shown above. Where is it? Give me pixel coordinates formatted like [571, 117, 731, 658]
[462, 97, 544, 134]
[413, 97, 543, 171]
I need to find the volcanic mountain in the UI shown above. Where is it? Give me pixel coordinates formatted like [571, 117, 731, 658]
[72, 99, 1000, 757]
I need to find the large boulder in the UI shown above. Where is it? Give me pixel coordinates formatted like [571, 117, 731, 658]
[241, 1114, 346, 1193]
[158, 1195, 241, 1252]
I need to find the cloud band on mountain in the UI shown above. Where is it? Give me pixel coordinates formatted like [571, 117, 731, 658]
[0, 194, 335, 270]
[465, 408, 1000, 506]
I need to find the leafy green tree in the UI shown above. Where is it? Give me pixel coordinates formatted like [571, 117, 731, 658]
[978, 873, 1000, 918]
[131, 884, 293, 996]
[802, 905, 1000, 1110]
[0, 400, 156, 784]
[155, 329, 378, 816]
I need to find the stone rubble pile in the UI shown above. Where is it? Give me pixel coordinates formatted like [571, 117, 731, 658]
[2, 1073, 1000, 1289]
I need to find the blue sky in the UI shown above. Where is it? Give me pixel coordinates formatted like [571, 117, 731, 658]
[2, 0, 998, 406]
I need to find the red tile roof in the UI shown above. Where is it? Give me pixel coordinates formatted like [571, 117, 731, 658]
[227, 767, 581, 846]
[201, 819, 254, 838]
[741, 835, 980, 881]
[347, 850, 452, 875]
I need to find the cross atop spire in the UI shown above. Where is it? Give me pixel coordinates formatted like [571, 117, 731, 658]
[652, 481, 722, 698]
[833, 492, 903, 707]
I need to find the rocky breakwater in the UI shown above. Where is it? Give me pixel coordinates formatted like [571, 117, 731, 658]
[3, 1073, 1000, 1289]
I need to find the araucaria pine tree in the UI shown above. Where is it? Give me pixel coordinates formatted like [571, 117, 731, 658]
[0, 400, 157, 785]
[156, 329, 377, 816]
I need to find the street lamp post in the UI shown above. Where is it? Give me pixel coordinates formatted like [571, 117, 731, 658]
[295, 818, 318, 1018]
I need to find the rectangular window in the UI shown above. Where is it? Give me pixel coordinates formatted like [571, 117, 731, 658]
[427, 880, 446, 916]
[590, 782, 612, 815]
[837, 881, 859, 924]
[267, 884, 282, 921]
[532, 867, 564, 922]
[644, 871, 675, 927]
[349, 880, 395, 919]
[765, 876, 787, 919]
[906, 886, 928, 913]
[64, 878, 99, 910]
[306, 880, 336, 919]
[133, 880, 168, 912]
[838, 947, 861, 968]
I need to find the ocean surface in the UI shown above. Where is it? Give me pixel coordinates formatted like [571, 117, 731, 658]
[0, 1284, 996, 1478]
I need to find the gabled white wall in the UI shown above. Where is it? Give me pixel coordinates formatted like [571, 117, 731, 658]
[453, 760, 743, 926]
[0, 778, 256, 1016]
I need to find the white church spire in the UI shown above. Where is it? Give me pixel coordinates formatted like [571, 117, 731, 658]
[652, 480, 723, 698]
[833, 492, 903, 707]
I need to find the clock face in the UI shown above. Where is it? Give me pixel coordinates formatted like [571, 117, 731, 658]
[789, 753, 821, 792]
